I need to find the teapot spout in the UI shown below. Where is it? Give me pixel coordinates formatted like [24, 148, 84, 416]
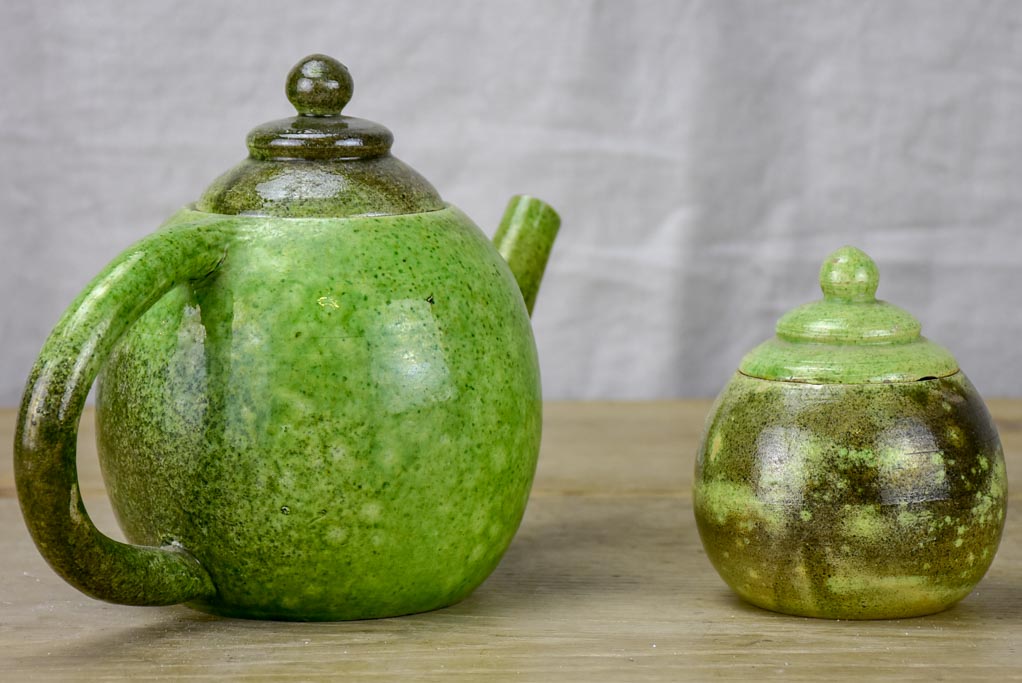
[493, 195, 560, 316]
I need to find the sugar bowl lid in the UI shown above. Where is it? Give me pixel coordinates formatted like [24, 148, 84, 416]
[739, 246, 959, 383]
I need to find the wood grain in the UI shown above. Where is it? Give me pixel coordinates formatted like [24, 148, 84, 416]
[2, 401, 1021, 681]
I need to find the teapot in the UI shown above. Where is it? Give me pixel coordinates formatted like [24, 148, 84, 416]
[15, 55, 560, 621]
[693, 246, 1005, 619]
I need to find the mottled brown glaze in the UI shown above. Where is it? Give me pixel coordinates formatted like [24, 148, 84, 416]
[695, 372, 1005, 619]
[696, 247, 1005, 619]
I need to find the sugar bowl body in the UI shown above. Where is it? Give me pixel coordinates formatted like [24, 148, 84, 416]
[694, 247, 1005, 619]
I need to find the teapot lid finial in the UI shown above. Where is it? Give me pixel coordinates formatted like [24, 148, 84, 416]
[244, 54, 394, 161]
[286, 54, 353, 116]
[738, 246, 959, 383]
[196, 53, 443, 217]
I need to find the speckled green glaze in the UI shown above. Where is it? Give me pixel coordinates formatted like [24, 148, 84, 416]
[695, 246, 1006, 619]
[97, 205, 544, 620]
[493, 197, 560, 315]
[17, 202, 558, 620]
[196, 157, 444, 218]
[15, 218, 231, 606]
[694, 372, 1006, 619]
[740, 246, 959, 384]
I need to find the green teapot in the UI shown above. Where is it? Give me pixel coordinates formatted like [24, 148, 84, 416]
[694, 247, 1005, 619]
[15, 55, 560, 621]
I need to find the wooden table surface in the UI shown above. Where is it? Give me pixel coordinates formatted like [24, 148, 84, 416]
[2, 401, 1022, 681]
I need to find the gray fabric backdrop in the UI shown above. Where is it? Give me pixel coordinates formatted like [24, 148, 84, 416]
[2, 0, 1020, 403]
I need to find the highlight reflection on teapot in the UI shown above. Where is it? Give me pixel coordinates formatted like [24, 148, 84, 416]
[15, 55, 560, 621]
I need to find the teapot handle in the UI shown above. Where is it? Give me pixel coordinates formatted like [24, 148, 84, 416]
[14, 215, 231, 605]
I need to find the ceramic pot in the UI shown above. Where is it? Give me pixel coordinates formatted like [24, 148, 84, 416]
[15, 55, 560, 621]
[694, 247, 1005, 619]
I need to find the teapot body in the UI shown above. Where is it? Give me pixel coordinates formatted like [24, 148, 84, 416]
[694, 371, 1005, 620]
[96, 206, 541, 620]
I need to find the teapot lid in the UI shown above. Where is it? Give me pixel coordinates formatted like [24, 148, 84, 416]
[196, 54, 443, 217]
[738, 246, 959, 383]
[245, 55, 391, 161]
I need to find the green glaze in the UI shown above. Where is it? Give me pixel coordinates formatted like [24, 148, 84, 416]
[96, 207, 541, 620]
[15, 54, 560, 621]
[17, 203, 556, 620]
[493, 196, 561, 315]
[694, 372, 1006, 619]
[197, 54, 443, 217]
[14, 218, 230, 606]
[696, 247, 1006, 619]
[740, 246, 959, 383]
[284, 53, 354, 117]
[196, 157, 443, 218]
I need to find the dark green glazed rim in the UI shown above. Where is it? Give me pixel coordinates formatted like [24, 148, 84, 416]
[739, 246, 959, 384]
[196, 54, 443, 218]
